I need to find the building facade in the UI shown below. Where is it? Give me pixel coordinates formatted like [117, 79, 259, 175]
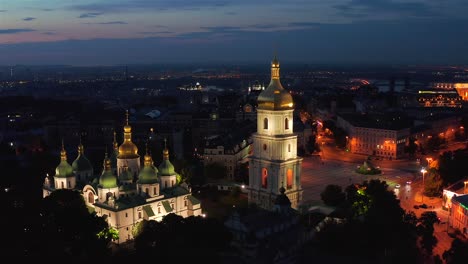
[248, 57, 303, 210]
[43, 111, 202, 244]
[449, 194, 468, 238]
[337, 113, 411, 160]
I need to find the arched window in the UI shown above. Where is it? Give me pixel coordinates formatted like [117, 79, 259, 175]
[145, 188, 149, 194]
[263, 118, 268, 130]
[263, 144, 267, 151]
[285, 118, 289, 130]
[61, 181, 64, 189]
[153, 187, 157, 195]
[288, 144, 291, 152]
[88, 192, 94, 203]
[262, 168, 268, 188]
[287, 169, 293, 189]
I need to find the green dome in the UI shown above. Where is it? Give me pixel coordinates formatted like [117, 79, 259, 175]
[72, 154, 93, 172]
[100, 170, 118, 188]
[55, 160, 74, 178]
[138, 166, 158, 184]
[158, 160, 175, 176]
[139, 153, 158, 184]
[120, 167, 133, 182]
[99, 155, 118, 188]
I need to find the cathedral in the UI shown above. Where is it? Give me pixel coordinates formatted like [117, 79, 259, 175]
[43, 112, 202, 244]
[248, 56, 303, 209]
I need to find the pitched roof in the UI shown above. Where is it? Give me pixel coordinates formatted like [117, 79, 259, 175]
[187, 195, 201, 205]
[162, 200, 173, 213]
[143, 205, 155, 217]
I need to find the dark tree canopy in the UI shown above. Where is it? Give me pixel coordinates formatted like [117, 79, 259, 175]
[134, 213, 232, 261]
[320, 184, 345, 207]
[39, 189, 113, 258]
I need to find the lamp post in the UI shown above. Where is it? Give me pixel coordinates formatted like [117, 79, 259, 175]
[421, 168, 427, 203]
[464, 181, 468, 194]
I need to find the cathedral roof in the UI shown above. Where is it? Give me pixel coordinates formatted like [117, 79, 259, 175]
[99, 154, 118, 188]
[55, 142, 74, 178]
[257, 56, 294, 111]
[72, 143, 93, 172]
[118, 110, 140, 159]
[120, 166, 133, 182]
[274, 187, 291, 206]
[158, 147, 176, 176]
[138, 153, 159, 184]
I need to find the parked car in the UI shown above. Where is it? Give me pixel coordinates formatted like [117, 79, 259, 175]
[413, 205, 419, 209]
[419, 204, 428, 209]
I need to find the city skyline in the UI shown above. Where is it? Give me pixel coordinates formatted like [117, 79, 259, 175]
[1, 0, 468, 65]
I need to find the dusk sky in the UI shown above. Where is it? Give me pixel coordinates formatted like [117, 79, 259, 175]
[1, 0, 468, 65]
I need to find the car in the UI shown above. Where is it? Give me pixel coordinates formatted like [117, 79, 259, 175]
[406, 181, 412, 185]
[419, 204, 428, 209]
[395, 184, 401, 189]
[413, 205, 419, 209]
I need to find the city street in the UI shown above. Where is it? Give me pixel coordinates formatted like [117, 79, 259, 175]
[300, 143, 456, 257]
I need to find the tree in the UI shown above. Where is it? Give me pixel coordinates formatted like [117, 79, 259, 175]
[405, 137, 418, 157]
[315, 180, 421, 263]
[418, 211, 439, 255]
[443, 238, 468, 264]
[424, 169, 443, 197]
[320, 184, 345, 206]
[39, 189, 112, 258]
[134, 213, 232, 261]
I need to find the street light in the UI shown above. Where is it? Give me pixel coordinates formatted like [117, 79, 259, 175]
[421, 168, 427, 203]
[464, 181, 468, 194]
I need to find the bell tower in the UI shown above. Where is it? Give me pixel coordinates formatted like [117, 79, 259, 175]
[248, 56, 303, 210]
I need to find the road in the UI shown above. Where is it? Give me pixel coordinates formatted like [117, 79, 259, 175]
[301, 143, 456, 257]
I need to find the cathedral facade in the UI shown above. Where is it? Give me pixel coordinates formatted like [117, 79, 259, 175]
[43, 112, 202, 244]
[248, 57, 303, 210]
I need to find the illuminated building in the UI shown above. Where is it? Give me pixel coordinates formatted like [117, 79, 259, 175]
[432, 82, 468, 101]
[248, 56, 303, 209]
[448, 194, 468, 238]
[43, 111, 202, 244]
[337, 113, 411, 160]
[417, 88, 462, 108]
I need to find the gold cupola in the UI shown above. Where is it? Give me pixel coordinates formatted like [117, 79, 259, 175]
[257, 55, 294, 110]
[118, 110, 140, 159]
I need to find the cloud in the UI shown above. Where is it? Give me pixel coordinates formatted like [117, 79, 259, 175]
[78, 12, 103, 18]
[138, 31, 173, 34]
[42, 31, 57, 35]
[69, 0, 292, 13]
[42, 9, 53, 11]
[0, 10, 7, 12]
[0, 29, 36, 34]
[22, 17, 37, 21]
[153, 25, 168, 28]
[334, 0, 436, 18]
[288, 22, 320, 27]
[2, 19, 468, 65]
[200, 26, 243, 32]
[84, 21, 128, 25]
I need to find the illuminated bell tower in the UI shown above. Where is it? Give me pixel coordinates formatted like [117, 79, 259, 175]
[117, 110, 140, 180]
[248, 56, 303, 210]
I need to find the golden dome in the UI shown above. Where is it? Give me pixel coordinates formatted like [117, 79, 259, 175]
[118, 141, 139, 159]
[257, 56, 294, 110]
[117, 110, 140, 159]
